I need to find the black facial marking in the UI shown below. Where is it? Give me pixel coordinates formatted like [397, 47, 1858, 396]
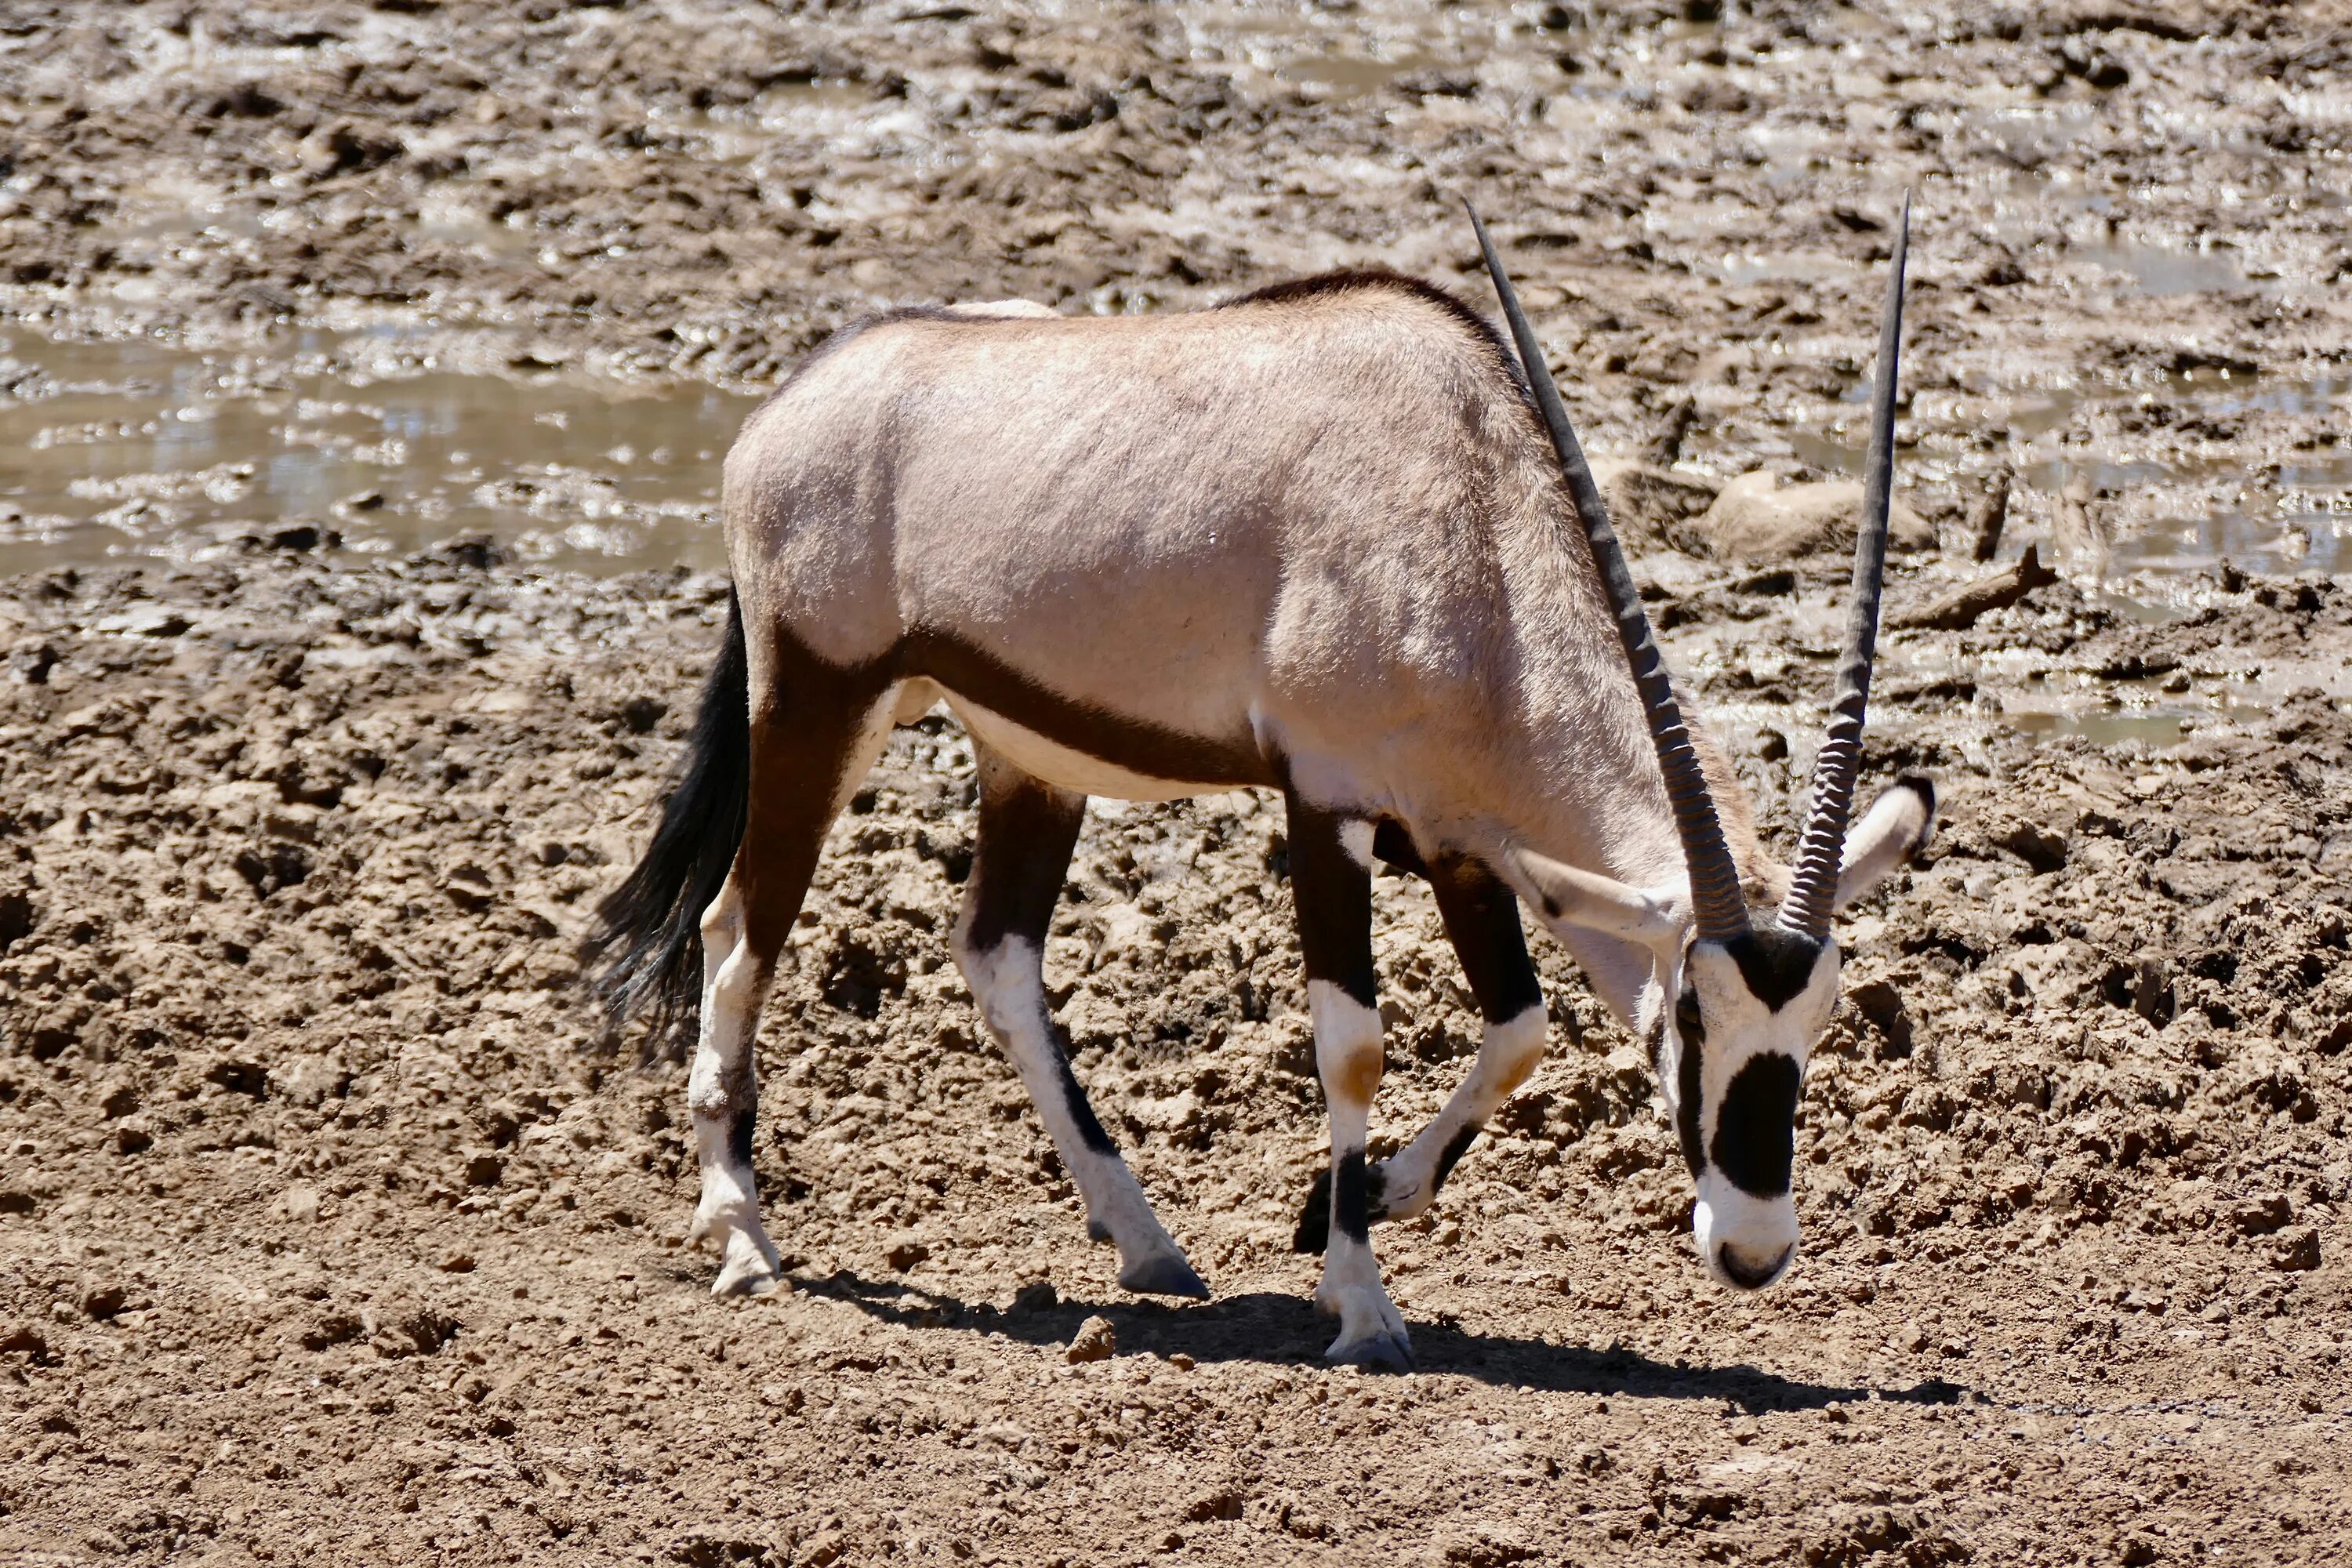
[1724, 926, 1828, 1011]
[1431, 1126, 1479, 1196]
[1675, 1000, 1706, 1178]
[1334, 1150, 1370, 1243]
[1710, 1052, 1802, 1196]
[728, 1106, 756, 1170]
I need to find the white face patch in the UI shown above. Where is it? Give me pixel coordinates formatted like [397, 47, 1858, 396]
[1668, 935, 1842, 1290]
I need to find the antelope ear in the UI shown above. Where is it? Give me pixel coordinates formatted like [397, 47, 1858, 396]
[1498, 846, 1686, 948]
[1834, 775, 1936, 912]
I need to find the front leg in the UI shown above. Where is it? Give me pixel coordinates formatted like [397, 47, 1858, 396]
[1293, 849, 1546, 1247]
[1286, 793, 1411, 1371]
[1370, 851, 1548, 1221]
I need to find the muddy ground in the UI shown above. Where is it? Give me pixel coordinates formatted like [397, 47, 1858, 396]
[4, 2, 2352, 1565]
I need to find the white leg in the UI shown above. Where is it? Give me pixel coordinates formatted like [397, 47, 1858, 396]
[1371, 1005, 1547, 1222]
[1308, 980, 1412, 1370]
[686, 883, 782, 1295]
[954, 931, 1206, 1297]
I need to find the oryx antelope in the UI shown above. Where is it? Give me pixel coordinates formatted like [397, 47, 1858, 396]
[592, 203, 1933, 1370]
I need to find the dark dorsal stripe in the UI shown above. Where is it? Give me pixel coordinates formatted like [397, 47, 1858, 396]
[1218, 269, 1526, 392]
[1710, 1053, 1802, 1197]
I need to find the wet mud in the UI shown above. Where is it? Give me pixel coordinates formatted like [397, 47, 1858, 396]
[3, 2, 2352, 1565]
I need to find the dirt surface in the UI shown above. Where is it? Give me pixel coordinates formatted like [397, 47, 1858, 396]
[4, 2, 2352, 1565]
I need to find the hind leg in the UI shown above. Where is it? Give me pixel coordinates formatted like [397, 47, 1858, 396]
[691, 672, 898, 1295]
[951, 745, 1206, 1298]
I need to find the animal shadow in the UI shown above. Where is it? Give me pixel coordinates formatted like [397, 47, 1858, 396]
[793, 1270, 1969, 1414]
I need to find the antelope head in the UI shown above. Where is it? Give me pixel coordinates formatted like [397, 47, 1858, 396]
[1467, 199, 1933, 1291]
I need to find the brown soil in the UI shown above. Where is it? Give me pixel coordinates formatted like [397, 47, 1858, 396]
[4, 3, 2351, 1566]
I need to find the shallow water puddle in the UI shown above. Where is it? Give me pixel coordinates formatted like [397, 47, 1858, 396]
[1791, 364, 2352, 581]
[0, 330, 760, 576]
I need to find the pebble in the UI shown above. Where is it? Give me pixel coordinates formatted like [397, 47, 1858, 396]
[1066, 1316, 1116, 1364]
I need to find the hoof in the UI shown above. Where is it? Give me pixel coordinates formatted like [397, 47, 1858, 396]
[711, 1230, 782, 1297]
[1327, 1330, 1414, 1374]
[1086, 1217, 1113, 1245]
[712, 1257, 780, 1297]
[1118, 1253, 1210, 1299]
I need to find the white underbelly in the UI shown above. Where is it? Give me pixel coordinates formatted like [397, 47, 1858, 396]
[943, 691, 1214, 802]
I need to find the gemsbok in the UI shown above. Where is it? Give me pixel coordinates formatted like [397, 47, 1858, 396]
[593, 201, 1933, 1370]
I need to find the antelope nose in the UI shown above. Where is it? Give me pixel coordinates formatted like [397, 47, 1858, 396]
[1717, 1241, 1794, 1290]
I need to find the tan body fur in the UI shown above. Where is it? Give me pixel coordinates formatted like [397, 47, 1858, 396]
[724, 284, 1766, 1022]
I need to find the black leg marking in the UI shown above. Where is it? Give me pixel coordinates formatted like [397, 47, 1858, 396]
[728, 1105, 756, 1170]
[1292, 1169, 1331, 1254]
[965, 759, 1121, 1156]
[1292, 1160, 1391, 1253]
[1427, 853, 1542, 1026]
[1283, 795, 1377, 1011]
[1430, 1125, 1479, 1196]
[961, 749, 1205, 1297]
[1333, 1149, 1370, 1244]
[964, 763, 1087, 956]
[1051, 1033, 1119, 1156]
[1370, 818, 1428, 878]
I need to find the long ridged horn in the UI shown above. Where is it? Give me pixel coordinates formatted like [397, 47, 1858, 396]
[1779, 194, 1911, 942]
[1465, 200, 1750, 946]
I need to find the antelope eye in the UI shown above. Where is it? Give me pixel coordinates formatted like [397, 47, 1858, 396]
[1675, 987, 1705, 1044]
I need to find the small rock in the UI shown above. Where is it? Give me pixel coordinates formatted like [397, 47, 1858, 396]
[1, 1322, 52, 1360]
[1011, 1280, 1058, 1315]
[439, 1253, 477, 1274]
[1987, 817, 2070, 875]
[1066, 1315, 1116, 1363]
[2234, 1193, 2293, 1236]
[2270, 1226, 2322, 1272]
[1688, 470, 1932, 563]
[80, 1282, 129, 1320]
[206, 1059, 270, 1099]
[884, 1235, 929, 1272]
[1168, 1352, 1196, 1370]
